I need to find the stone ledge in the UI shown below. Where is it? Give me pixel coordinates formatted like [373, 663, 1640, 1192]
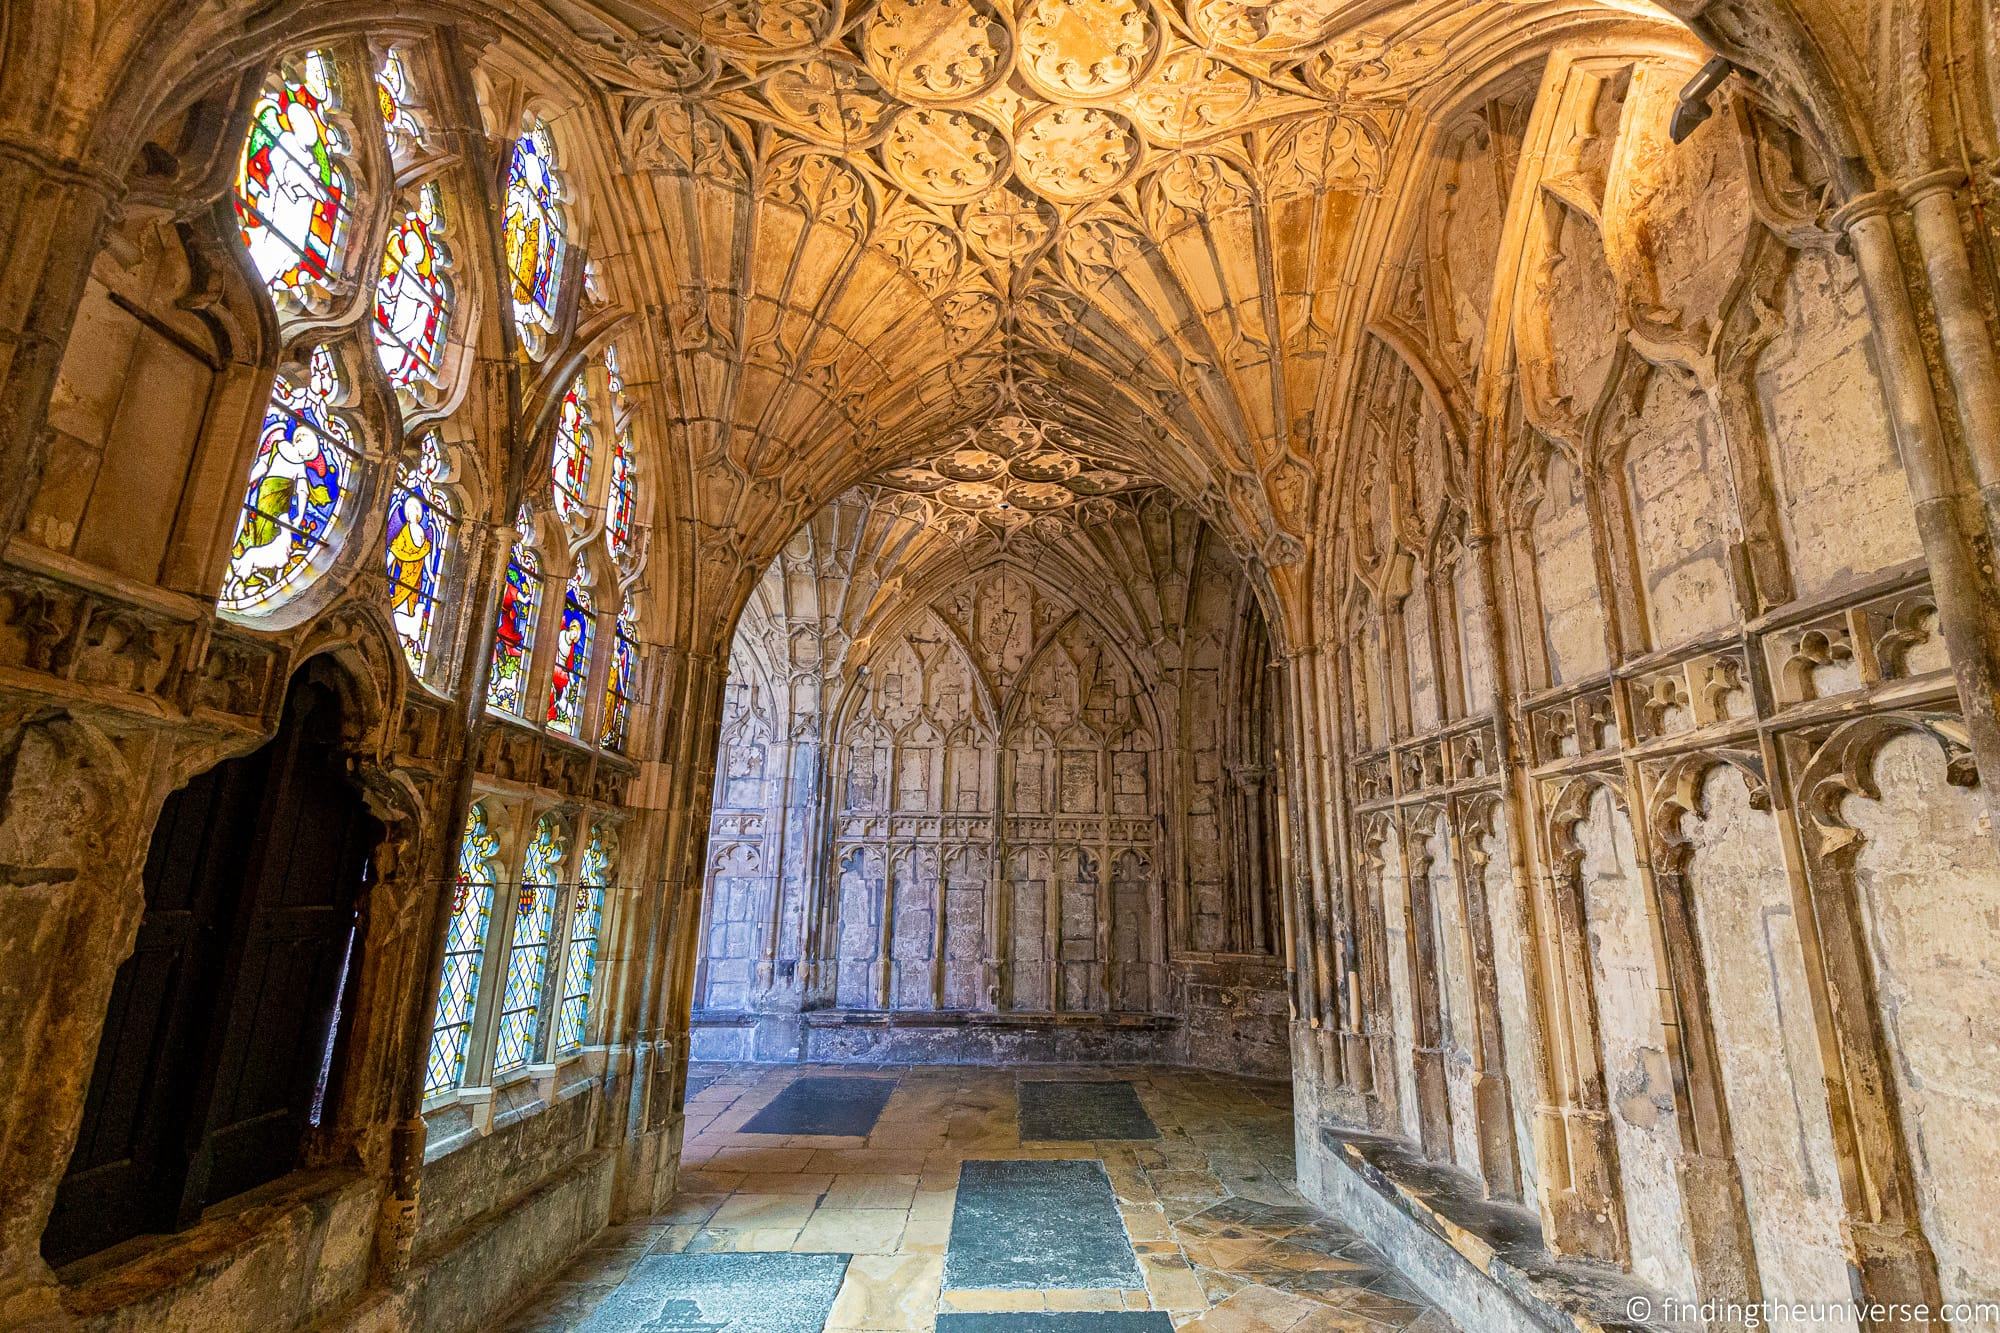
[1299, 1120, 1675, 1333]
[57, 1168, 378, 1331]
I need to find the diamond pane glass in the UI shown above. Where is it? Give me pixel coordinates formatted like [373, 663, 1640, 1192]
[425, 802, 501, 1097]
[493, 815, 565, 1072]
[235, 51, 351, 310]
[547, 577, 593, 737]
[221, 346, 362, 613]
[386, 433, 454, 674]
[555, 826, 612, 1052]
[504, 121, 565, 355]
[487, 509, 541, 714]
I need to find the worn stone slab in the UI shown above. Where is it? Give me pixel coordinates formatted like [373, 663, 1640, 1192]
[742, 1075, 895, 1136]
[573, 1251, 850, 1332]
[936, 1315, 1174, 1331]
[944, 1159, 1144, 1291]
[1018, 1081, 1159, 1142]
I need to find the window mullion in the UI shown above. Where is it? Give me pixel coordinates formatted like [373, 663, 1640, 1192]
[462, 872, 516, 1089]
[536, 867, 579, 1062]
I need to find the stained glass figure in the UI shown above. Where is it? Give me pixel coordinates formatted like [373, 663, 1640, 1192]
[551, 374, 592, 523]
[221, 346, 362, 612]
[386, 433, 455, 673]
[554, 825, 611, 1053]
[426, 801, 500, 1098]
[605, 349, 637, 561]
[373, 183, 452, 401]
[235, 51, 351, 308]
[503, 121, 566, 356]
[546, 576, 594, 736]
[605, 427, 636, 558]
[601, 603, 637, 751]
[375, 47, 426, 155]
[493, 814, 565, 1072]
[487, 508, 542, 714]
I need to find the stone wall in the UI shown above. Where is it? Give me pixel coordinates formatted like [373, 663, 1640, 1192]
[692, 490, 1295, 1074]
[1289, 42, 2000, 1323]
[0, 0, 1996, 1329]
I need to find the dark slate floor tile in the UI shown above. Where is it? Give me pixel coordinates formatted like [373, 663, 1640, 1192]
[741, 1074, 895, 1135]
[573, 1251, 850, 1333]
[944, 1158, 1144, 1291]
[936, 1315, 1176, 1331]
[1017, 1080, 1160, 1141]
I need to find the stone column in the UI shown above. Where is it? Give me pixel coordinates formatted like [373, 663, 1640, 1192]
[612, 645, 728, 1219]
[0, 137, 119, 544]
[1839, 187, 2000, 834]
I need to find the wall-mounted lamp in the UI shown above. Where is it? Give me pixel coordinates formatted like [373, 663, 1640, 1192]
[1671, 57, 1738, 143]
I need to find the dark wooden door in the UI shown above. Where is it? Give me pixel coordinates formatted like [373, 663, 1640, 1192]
[43, 673, 378, 1265]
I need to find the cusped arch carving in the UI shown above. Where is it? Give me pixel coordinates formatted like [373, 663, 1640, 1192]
[1645, 749, 1770, 869]
[1793, 711, 1977, 861]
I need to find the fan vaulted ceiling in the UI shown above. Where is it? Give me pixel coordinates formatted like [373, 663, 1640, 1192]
[542, 0, 1656, 575]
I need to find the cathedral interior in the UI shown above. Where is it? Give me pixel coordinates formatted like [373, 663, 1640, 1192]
[2, 0, 1999, 1329]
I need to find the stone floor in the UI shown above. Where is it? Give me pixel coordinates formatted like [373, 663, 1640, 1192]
[501, 1064, 1457, 1331]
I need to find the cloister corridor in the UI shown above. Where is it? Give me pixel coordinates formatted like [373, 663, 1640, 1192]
[3, 0, 2000, 1329]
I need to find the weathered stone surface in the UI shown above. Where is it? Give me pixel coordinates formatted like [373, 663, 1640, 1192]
[2, 0, 1998, 1328]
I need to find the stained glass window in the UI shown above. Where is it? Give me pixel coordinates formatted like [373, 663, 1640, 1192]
[554, 825, 611, 1052]
[386, 433, 455, 673]
[551, 374, 592, 522]
[373, 182, 453, 402]
[503, 121, 566, 356]
[487, 509, 542, 714]
[601, 603, 637, 751]
[376, 47, 426, 155]
[426, 801, 500, 1098]
[493, 814, 565, 1072]
[546, 576, 594, 736]
[221, 346, 363, 612]
[605, 348, 637, 561]
[236, 51, 352, 309]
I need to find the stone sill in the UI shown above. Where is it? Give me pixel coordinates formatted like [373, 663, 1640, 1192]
[423, 1054, 602, 1162]
[57, 1166, 376, 1322]
[1311, 1121, 1671, 1333]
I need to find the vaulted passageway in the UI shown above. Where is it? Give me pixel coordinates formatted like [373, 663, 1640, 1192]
[690, 482, 1293, 1075]
[2, 0, 1999, 1329]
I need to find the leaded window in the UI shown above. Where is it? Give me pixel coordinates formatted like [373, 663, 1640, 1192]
[220, 347, 362, 612]
[426, 802, 500, 1098]
[554, 826, 612, 1053]
[492, 814, 565, 1073]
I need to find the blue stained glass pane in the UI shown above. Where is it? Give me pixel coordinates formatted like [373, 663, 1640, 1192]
[387, 433, 453, 674]
[547, 578, 593, 736]
[504, 122, 566, 355]
[221, 346, 362, 613]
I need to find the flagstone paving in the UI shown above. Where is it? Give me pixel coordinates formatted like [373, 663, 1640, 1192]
[500, 1065, 1458, 1332]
